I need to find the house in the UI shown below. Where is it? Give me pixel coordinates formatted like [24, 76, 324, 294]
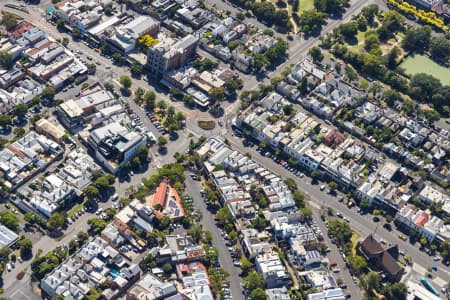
[148, 181, 185, 220]
[87, 122, 145, 174]
[56, 85, 118, 132]
[419, 185, 450, 215]
[306, 288, 345, 300]
[41, 237, 133, 300]
[255, 251, 290, 288]
[0, 225, 19, 248]
[304, 270, 338, 291]
[356, 234, 404, 281]
[176, 7, 210, 29]
[35, 118, 66, 143]
[266, 287, 290, 300]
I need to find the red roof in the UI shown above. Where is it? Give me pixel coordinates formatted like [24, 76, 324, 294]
[151, 181, 186, 220]
[415, 212, 429, 228]
[325, 129, 345, 147]
[10, 22, 33, 39]
[152, 182, 168, 208]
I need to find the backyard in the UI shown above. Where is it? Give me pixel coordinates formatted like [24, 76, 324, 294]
[400, 54, 450, 85]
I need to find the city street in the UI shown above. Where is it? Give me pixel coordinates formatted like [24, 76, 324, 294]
[184, 173, 245, 300]
[311, 209, 361, 298]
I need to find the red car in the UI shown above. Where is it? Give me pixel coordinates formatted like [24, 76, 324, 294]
[150, 117, 158, 122]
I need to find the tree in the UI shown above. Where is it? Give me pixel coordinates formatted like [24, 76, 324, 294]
[144, 91, 156, 109]
[42, 86, 56, 100]
[309, 46, 324, 64]
[104, 6, 113, 15]
[84, 185, 99, 201]
[47, 212, 66, 232]
[13, 127, 25, 137]
[0, 211, 19, 232]
[112, 52, 123, 63]
[430, 36, 450, 62]
[240, 257, 253, 273]
[119, 75, 132, 90]
[162, 263, 172, 274]
[284, 178, 297, 191]
[347, 255, 367, 274]
[301, 207, 313, 222]
[420, 235, 428, 246]
[293, 190, 305, 208]
[130, 62, 143, 76]
[56, 18, 65, 29]
[402, 26, 431, 53]
[0, 247, 9, 262]
[362, 271, 380, 294]
[137, 145, 149, 163]
[345, 66, 358, 82]
[328, 219, 352, 246]
[158, 136, 167, 148]
[18, 238, 33, 258]
[382, 282, 407, 300]
[314, 0, 349, 15]
[364, 32, 380, 53]
[250, 288, 266, 300]
[328, 181, 338, 191]
[236, 12, 245, 20]
[311, 170, 321, 180]
[175, 112, 186, 123]
[157, 100, 167, 110]
[357, 15, 368, 31]
[361, 4, 379, 24]
[300, 10, 327, 33]
[386, 47, 398, 70]
[209, 87, 225, 104]
[338, 21, 358, 40]
[187, 225, 203, 243]
[0, 50, 13, 69]
[216, 207, 233, 226]
[72, 28, 82, 39]
[193, 58, 219, 72]
[252, 53, 269, 71]
[410, 73, 442, 103]
[13, 104, 28, 120]
[244, 271, 265, 291]
[265, 38, 288, 65]
[273, 10, 291, 30]
[87, 218, 106, 234]
[1, 12, 18, 31]
[0, 114, 11, 127]
[253, 215, 268, 231]
[134, 87, 145, 100]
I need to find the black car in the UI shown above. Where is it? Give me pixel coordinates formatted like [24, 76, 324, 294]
[339, 284, 347, 289]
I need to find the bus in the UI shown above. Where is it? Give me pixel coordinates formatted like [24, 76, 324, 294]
[420, 277, 439, 296]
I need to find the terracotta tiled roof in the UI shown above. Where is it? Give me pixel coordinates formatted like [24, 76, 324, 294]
[415, 212, 429, 228]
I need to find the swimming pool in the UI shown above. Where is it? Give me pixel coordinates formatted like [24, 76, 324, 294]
[110, 268, 120, 278]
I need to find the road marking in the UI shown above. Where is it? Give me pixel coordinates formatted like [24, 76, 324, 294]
[10, 290, 30, 300]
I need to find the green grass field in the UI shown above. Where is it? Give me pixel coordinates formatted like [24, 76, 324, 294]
[298, 0, 314, 14]
[400, 55, 450, 85]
